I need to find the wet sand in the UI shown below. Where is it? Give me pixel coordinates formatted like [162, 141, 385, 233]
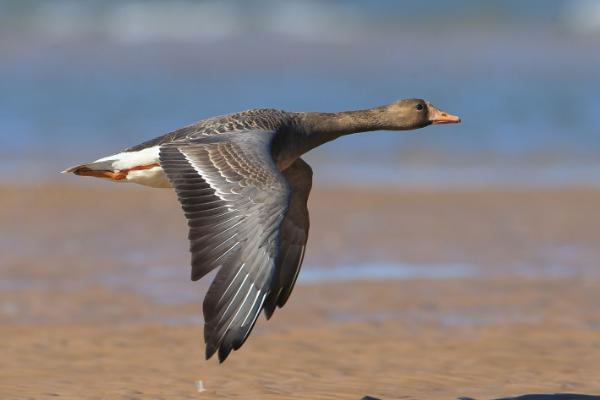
[1, 185, 599, 399]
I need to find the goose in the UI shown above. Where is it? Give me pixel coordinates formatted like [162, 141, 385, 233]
[63, 99, 460, 362]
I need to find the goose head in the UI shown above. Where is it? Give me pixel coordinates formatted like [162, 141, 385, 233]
[379, 98, 461, 130]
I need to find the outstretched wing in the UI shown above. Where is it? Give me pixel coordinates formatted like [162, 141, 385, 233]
[159, 131, 290, 362]
[264, 158, 312, 318]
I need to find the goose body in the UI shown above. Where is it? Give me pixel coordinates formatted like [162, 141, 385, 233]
[64, 99, 460, 362]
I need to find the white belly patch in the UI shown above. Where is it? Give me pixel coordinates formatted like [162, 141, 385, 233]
[126, 165, 171, 188]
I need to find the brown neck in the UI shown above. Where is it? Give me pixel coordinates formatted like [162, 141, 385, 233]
[297, 108, 385, 153]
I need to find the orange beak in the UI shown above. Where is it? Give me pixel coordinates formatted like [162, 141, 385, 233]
[429, 106, 461, 125]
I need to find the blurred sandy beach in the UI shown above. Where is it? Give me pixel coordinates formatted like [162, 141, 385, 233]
[1, 184, 599, 399]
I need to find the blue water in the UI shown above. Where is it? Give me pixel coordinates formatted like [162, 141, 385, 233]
[1, 1, 600, 186]
[1, 259, 594, 326]
[1, 260, 593, 306]
[299, 263, 476, 283]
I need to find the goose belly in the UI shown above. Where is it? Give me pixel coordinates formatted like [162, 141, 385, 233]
[126, 165, 171, 188]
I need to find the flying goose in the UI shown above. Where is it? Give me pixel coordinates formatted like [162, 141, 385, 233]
[64, 99, 460, 362]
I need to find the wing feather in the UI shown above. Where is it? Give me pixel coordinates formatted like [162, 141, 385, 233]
[264, 158, 312, 318]
[159, 130, 292, 362]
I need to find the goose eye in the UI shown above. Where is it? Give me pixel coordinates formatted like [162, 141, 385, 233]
[415, 104, 424, 111]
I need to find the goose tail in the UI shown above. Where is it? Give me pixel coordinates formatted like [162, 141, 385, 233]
[61, 146, 170, 188]
[62, 159, 115, 175]
[61, 158, 129, 181]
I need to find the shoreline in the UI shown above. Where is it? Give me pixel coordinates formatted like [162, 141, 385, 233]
[2, 278, 599, 399]
[1, 184, 599, 399]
